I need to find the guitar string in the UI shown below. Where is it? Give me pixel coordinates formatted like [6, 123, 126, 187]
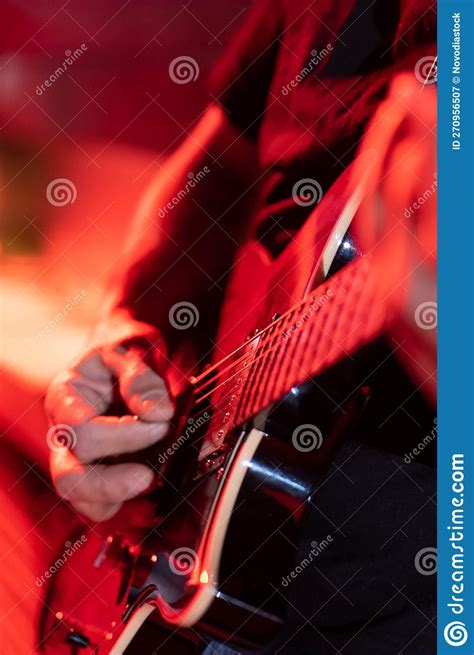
[232, 307, 298, 424]
[190, 294, 335, 407]
[187, 254, 381, 432]
[185, 314, 299, 433]
[186, 279, 365, 433]
[186, 67, 436, 422]
[191, 289, 327, 395]
[190, 325, 297, 413]
[185, 276, 352, 424]
[186, 324, 311, 429]
[190, 165, 363, 397]
[190, 223, 341, 393]
[189, 248, 372, 415]
[188, 59, 436, 400]
[192, 290, 318, 389]
[241, 309, 289, 421]
[249, 312, 291, 419]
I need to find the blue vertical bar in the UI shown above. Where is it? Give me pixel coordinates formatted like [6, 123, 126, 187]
[438, 0, 474, 653]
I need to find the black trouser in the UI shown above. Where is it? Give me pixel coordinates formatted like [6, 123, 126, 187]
[204, 439, 436, 655]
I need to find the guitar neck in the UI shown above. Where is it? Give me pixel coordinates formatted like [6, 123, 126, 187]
[192, 252, 396, 440]
[233, 255, 388, 425]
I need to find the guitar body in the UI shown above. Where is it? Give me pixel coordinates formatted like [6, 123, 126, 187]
[40, 154, 435, 654]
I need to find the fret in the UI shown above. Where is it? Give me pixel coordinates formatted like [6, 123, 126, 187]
[279, 294, 319, 388]
[252, 312, 292, 416]
[243, 306, 299, 423]
[271, 304, 311, 400]
[250, 308, 292, 419]
[309, 296, 345, 381]
[254, 294, 323, 417]
[258, 302, 311, 418]
[188, 255, 390, 443]
[296, 274, 359, 389]
[235, 308, 290, 425]
[282, 299, 324, 407]
[198, 334, 258, 452]
[231, 329, 265, 427]
[239, 324, 274, 423]
[237, 257, 387, 425]
[316, 259, 370, 370]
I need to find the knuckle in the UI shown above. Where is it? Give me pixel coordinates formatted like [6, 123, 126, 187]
[54, 473, 74, 501]
[161, 397, 175, 419]
[44, 375, 64, 417]
[44, 367, 83, 417]
[70, 425, 92, 462]
[119, 372, 135, 402]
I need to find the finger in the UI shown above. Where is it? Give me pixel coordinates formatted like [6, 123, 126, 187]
[53, 458, 155, 505]
[71, 498, 157, 524]
[45, 351, 114, 425]
[103, 346, 174, 422]
[72, 414, 169, 462]
[72, 500, 123, 522]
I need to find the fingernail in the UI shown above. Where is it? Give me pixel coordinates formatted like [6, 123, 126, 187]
[140, 396, 173, 421]
[151, 422, 169, 439]
[140, 397, 161, 412]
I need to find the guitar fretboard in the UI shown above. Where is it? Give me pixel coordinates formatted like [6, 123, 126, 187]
[192, 254, 391, 446]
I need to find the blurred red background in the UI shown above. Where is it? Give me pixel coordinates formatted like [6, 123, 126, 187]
[0, 2, 249, 652]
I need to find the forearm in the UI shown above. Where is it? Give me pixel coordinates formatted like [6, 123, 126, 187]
[99, 105, 259, 357]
